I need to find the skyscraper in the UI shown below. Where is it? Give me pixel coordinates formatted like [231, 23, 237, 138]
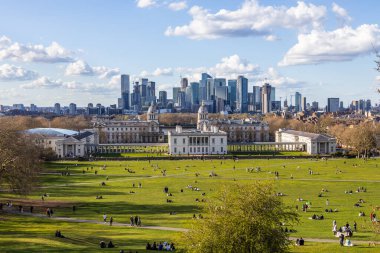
[181, 77, 188, 91]
[199, 73, 211, 102]
[236, 75, 248, 113]
[252, 86, 261, 112]
[295, 92, 302, 112]
[54, 103, 61, 115]
[158, 91, 167, 107]
[261, 83, 272, 114]
[190, 82, 200, 106]
[120, 74, 130, 109]
[327, 98, 339, 113]
[173, 87, 181, 104]
[69, 103, 77, 115]
[228, 80, 237, 110]
[301, 96, 307, 111]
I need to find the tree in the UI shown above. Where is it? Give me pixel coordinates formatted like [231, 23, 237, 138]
[182, 182, 299, 253]
[0, 124, 41, 194]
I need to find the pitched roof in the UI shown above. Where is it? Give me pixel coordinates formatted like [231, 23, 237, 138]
[73, 131, 93, 140]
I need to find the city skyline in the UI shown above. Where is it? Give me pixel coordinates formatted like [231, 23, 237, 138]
[0, 0, 380, 106]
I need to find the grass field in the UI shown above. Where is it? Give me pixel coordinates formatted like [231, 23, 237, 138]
[1, 157, 380, 252]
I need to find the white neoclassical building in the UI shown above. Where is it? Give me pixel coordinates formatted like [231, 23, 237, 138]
[275, 129, 337, 155]
[25, 128, 96, 158]
[168, 102, 228, 155]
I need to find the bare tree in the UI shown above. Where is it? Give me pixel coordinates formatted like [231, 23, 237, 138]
[0, 124, 41, 194]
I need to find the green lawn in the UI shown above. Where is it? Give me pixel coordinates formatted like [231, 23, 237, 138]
[1, 157, 380, 252]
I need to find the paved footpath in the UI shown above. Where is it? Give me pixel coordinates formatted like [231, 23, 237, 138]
[3, 209, 380, 245]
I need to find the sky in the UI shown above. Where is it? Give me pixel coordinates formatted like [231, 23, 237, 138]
[0, 0, 380, 107]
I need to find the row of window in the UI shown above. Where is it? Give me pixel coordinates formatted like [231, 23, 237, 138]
[106, 127, 156, 132]
[173, 146, 224, 154]
[173, 137, 224, 144]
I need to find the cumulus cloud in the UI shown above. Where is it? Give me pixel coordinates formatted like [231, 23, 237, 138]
[21, 75, 119, 94]
[0, 35, 74, 63]
[332, 2, 352, 24]
[168, 1, 187, 11]
[65, 60, 120, 79]
[136, 0, 156, 8]
[0, 64, 38, 81]
[140, 67, 173, 77]
[259, 67, 304, 88]
[165, 0, 326, 40]
[279, 24, 380, 66]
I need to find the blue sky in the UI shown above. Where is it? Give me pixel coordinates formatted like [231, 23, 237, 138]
[0, 0, 379, 107]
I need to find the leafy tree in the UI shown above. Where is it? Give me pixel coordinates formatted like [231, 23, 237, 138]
[182, 182, 298, 253]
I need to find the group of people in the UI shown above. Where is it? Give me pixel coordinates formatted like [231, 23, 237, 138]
[295, 238, 304, 246]
[311, 214, 324, 220]
[130, 216, 141, 226]
[146, 242, 175, 251]
[99, 240, 114, 248]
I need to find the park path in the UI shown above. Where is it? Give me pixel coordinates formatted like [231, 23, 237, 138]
[2, 208, 380, 245]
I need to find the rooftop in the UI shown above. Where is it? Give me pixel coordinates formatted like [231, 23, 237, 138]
[25, 128, 78, 137]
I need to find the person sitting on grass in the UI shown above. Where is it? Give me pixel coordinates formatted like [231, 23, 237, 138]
[99, 241, 106, 248]
[107, 241, 114, 248]
[299, 238, 304, 246]
[146, 242, 151, 250]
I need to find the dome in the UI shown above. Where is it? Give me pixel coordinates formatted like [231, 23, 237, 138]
[198, 101, 208, 114]
[25, 128, 78, 137]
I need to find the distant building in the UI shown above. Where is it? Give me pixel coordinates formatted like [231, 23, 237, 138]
[275, 129, 336, 155]
[327, 98, 340, 113]
[261, 83, 272, 114]
[69, 103, 77, 115]
[295, 92, 302, 112]
[168, 125, 227, 155]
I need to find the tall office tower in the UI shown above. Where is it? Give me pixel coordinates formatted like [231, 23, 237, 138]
[284, 99, 288, 108]
[248, 92, 254, 112]
[181, 77, 188, 91]
[327, 98, 340, 113]
[261, 83, 272, 114]
[215, 85, 228, 112]
[139, 78, 148, 105]
[177, 91, 186, 109]
[339, 101, 344, 110]
[54, 103, 61, 115]
[252, 85, 261, 111]
[69, 103, 77, 115]
[270, 87, 276, 102]
[294, 92, 302, 112]
[173, 87, 181, 104]
[88, 103, 94, 108]
[236, 75, 248, 113]
[228, 80, 237, 110]
[190, 82, 200, 106]
[158, 91, 167, 107]
[312, 101, 319, 111]
[366, 99, 371, 111]
[120, 74, 130, 109]
[147, 81, 156, 104]
[199, 73, 212, 101]
[301, 96, 307, 111]
[214, 78, 226, 87]
[185, 86, 192, 109]
[206, 78, 215, 100]
[131, 82, 141, 110]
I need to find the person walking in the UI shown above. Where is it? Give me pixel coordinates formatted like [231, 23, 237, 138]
[339, 234, 344, 246]
[110, 217, 113, 226]
[130, 216, 134, 226]
[103, 213, 107, 223]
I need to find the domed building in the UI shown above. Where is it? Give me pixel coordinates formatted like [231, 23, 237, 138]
[197, 101, 209, 131]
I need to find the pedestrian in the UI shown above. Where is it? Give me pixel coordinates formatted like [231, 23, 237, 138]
[134, 216, 138, 226]
[110, 217, 113, 226]
[339, 234, 344, 246]
[130, 216, 134, 226]
[354, 221, 357, 232]
[103, 213, 107, 223]
[72, 205, 76, 212]
[326, 199, 329, 206]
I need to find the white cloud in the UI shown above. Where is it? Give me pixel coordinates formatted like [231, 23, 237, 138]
[136, 0, 156, 8]
[259, 67, 304, 88]
[0, 64, 38, 81]
[140, 67, 173, 77]
[165, 0, 326, 40]
[168, 1, 187, 11]
[65, 60, 120, 79]
[21, 75, 119, 94]
[279, 24, 380, 66]
[21, 76, 63, 89]
[376, 76, 380, 83]
[332, 2, 351, 24]
[0, 35, 74, 63]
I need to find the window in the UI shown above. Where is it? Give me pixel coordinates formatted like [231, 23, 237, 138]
[205, 147, 208, 153]
[183, 147, 186, 153]
[221, 138, 224, 144]
[212, 147, 215, 152]
[183, 138, 186, 144]
[174, 138, 177, 144]
[49, 141, 51, 144]
[78, 149, 81, 153]
[221, 147, 223, 152]
[212, 138, 215, 144]
[190, 147, 192, 152]
[174, 147, 177, 153]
